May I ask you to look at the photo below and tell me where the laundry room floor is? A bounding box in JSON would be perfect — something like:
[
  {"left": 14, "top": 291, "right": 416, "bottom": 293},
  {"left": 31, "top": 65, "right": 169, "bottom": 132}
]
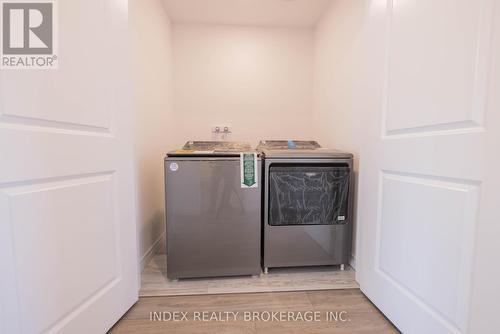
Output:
[
  {"left": 111, "top": 290, "right": 398, "bottom": 334},
  {"left": 140, "top": 255, "right": 359, "bottom": 297}
]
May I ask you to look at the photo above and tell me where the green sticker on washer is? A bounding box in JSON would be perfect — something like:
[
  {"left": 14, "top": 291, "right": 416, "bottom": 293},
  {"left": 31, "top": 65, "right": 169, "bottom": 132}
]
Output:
[{"left": 241, "top": 153, "right": 258, "bottom": 188}]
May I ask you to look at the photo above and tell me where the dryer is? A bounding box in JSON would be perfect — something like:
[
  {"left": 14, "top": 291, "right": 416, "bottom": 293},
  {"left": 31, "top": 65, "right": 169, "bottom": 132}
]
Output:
[{"left": 257, "top": 140, "right": 353, "bottom": 272}]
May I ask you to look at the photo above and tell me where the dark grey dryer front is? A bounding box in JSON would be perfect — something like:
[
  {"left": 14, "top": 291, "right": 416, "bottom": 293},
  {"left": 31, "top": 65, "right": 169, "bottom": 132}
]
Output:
[
  {"left": 165, "top": 141, "right": 261, "bottom": 279},
  {"left": 258, "top": 140, "right": 353, "bottom": 272}
]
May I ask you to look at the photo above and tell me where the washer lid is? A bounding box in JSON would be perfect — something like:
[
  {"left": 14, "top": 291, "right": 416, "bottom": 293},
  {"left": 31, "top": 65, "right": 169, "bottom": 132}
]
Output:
[{"left": 167, "top": 141, "right": 256, "bottom": 157}]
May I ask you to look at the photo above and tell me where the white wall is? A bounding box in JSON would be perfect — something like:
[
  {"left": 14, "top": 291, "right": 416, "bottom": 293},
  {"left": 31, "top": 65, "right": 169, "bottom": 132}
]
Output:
[
  {"left": 312, "top": 0, "right": 370, "bottom": 267},
  {"left": 130, "top": 0, "right": 174, "bottom": 270},
  {"left": 171, "top": 23, "right": 315, "bottom": 147}
]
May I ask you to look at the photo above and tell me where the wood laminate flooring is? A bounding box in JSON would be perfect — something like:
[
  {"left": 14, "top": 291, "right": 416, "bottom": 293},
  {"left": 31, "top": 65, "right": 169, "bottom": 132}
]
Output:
[
  {"left": 110, "top": 289, "right": 399, "bottom": 333},
  {"left": 140, "top": 255, "right": 359, "bottom": 297}
]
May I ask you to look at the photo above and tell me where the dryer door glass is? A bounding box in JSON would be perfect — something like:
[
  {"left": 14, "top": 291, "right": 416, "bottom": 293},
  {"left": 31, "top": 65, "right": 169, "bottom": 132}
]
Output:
[{"left": 268, "top": 164, "right": 350, "bottom": 226}]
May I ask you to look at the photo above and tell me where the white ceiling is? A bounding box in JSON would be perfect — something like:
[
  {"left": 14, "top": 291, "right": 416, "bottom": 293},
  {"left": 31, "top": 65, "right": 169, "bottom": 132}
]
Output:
[{"left": 161, "top": 0, "right": 333, "bottom": 28}]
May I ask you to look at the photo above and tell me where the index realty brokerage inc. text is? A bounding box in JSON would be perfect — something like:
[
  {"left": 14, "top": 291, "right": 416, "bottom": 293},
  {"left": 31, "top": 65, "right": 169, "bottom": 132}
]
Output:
[{"left": 150, "top": 310, "right": 350, "bottom": 322}]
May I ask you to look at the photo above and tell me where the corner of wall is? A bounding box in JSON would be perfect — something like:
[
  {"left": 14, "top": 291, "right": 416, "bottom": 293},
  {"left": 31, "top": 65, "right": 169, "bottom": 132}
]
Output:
[
  {"left": 139, "top": 231, "right": 166, "bottom": 272},
  {"left": 130, "top": 0, "right": 175, "bottom": 278}
]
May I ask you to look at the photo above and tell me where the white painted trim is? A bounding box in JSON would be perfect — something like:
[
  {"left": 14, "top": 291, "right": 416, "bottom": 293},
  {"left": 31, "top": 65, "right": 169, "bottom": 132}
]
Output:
[
  {"left": 139, "top": 232, "right": 166, "bottom": 272},
  {"left": 350, "top": 254, "right": 356, "bottom": 270}
]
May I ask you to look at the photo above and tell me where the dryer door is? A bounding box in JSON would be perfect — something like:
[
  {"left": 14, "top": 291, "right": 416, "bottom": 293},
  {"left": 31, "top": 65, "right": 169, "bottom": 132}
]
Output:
[{"left": 268, "top": 164, "right": 350, "bottom": 226}]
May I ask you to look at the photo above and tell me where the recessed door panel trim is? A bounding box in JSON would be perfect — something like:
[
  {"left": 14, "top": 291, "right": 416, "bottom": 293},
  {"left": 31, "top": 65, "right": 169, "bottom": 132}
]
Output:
[
  {"left": 0, "top": 171, "right": 123, "bottom": 333},
  {"left": 381, "top": 0, "right": 495, "bottom": 138},
  {"left": 373, "top": 170, "right": 480, "bottom": 333}
]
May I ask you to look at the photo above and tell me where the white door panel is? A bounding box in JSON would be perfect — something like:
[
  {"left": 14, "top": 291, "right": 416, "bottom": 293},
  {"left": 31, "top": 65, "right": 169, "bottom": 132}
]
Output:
[
  {"left": 377, "top": 172, "right": 478, "bottom": 331},
  {"left": 0, "top": 0, "right": 113, "bottom": 130},
  {"left": 358, "top": 0, "right": 499, "bottom": 333},
  {"left": 385, "top": 0, "right": 493, "bottom": 134},
  {"left": 0, "top": 0, "right": 138, "bottom": 333}
]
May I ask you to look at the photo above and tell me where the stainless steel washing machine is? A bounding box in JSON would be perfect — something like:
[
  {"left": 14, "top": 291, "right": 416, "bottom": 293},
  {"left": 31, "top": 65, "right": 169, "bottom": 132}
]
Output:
[
  {"left": 257, "top": 140, "right": 353, "bottom": 272},
  {"left": 165, "top": 141, "right": 262, "bottom": 279}
]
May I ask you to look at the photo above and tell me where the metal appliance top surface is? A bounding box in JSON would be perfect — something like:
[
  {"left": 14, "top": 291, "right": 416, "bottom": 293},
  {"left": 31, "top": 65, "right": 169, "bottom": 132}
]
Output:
[
  {"left": 257, "top": 140, "right": 352, "bottom": 159},
  {"left": 167, "top": 141, "right": 257, "bottom": 157},
  {"left": 256, "top": 140, "right": 321, "bottom": 150},
  {"left": 183, "top": 141, "right": 252, "bottom": 151}
]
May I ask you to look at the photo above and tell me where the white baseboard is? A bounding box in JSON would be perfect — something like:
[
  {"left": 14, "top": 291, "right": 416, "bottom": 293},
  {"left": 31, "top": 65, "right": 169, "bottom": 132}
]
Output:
[
  {"left": 139, "top": 232, "right": 166, "bottom": 272},
  {"left": 350, "top": 254, "right": 356, "bottom": 270}
]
